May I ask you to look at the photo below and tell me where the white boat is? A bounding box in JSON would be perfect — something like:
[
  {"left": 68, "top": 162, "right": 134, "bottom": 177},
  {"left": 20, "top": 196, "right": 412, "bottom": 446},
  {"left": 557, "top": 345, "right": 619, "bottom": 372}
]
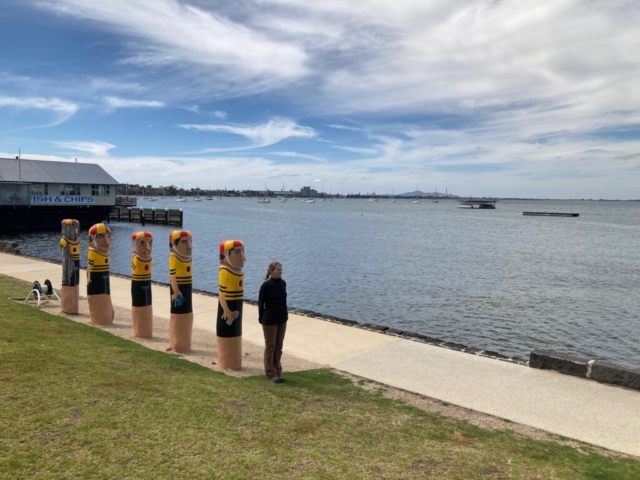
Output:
[
  {"left": 278, "top": 183, "right": 287, "bottom": 202},
  {"left": 412, "top": 199, "right": 421, "bottom": 204},
  {"left": 193, "top": 197, "right": 202, "bottom": 202},
  {"left": 176, "top": 197, "right": 187, "bottom": 202},
  {"left": 458, "top": 204, "right": 473, "bottom": 209},
  {"left": 304, "top": 199, "right": 315, "bottom": 203},
  {"left": 257, "top": 182, "right": 271, "bottom": 203},
  {"left": 432, "top": 188, "right": 439, "bottom": 203},
  {"left": 205, "top": 196, "right": 213, "bottom": 200}
]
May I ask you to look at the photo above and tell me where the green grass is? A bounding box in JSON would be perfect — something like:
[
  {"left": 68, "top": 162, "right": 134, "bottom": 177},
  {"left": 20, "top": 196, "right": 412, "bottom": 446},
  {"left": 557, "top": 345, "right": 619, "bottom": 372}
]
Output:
[{"left": 1, "top": 274, "right": 639, "bottom": 479}]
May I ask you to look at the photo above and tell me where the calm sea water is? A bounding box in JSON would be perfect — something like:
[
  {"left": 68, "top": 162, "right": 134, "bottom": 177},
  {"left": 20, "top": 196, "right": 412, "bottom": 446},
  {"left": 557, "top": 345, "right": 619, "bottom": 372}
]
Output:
[{"left": 7, "top": 197, "right": 640, "bottom": 368}]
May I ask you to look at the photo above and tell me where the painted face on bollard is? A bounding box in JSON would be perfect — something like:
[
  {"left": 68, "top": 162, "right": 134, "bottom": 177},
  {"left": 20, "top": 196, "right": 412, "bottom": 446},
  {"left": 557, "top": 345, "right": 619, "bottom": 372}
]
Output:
[
  {"left": 228, "top": 246, "right": 245, "bottom": 269},
  {"left": 94, "top": 233, "right": 111, "bottom": 255},
  {"left": 134, "top": 237, "right": 153, "bottom": 261},
  {"left": 175, "top": 236, "right": 192, "bottom": 259}
]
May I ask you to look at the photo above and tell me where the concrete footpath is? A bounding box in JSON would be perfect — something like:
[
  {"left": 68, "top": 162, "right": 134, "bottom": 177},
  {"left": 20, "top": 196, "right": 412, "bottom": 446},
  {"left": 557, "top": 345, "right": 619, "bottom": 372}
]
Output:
[{"left": 2, "top": 252, "right": 639, "bottom": 458}]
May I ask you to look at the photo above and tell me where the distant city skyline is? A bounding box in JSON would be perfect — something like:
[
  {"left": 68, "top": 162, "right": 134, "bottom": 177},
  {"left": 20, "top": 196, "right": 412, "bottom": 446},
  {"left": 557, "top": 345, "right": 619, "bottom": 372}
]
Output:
[{"left": 1, "top": 1, "right": 639, "bottom": 199}]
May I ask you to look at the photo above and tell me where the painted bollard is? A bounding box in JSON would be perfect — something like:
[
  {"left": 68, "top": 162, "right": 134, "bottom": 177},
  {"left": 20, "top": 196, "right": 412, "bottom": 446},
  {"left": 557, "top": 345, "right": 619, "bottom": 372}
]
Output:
[
  {"left": 131, "top": 231, "right": 153, "bottom": 338},
  {"left": 60, "top": 219, "right": 80, "bottom": 314},
  {"left": 217, "top": 240, "right": 245, "bottom": 369},
  {"left": 87, "top": 223, "right": 114, "bottom": 325},
  {"left": 169, "top": 230, "right": 193, "bottom": 352}
]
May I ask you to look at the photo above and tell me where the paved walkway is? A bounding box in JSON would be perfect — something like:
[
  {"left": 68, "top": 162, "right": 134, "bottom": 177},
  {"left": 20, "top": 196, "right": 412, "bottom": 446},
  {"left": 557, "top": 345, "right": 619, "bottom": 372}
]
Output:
[{"left": 1, "top": 252, "right": 639, "bottom": 457}]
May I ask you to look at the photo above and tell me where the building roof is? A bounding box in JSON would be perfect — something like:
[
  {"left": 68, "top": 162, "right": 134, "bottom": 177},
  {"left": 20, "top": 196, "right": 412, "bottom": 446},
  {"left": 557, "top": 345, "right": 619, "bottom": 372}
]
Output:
[{"left": 0, "top": 158, "right": 119, "bottom": 185}]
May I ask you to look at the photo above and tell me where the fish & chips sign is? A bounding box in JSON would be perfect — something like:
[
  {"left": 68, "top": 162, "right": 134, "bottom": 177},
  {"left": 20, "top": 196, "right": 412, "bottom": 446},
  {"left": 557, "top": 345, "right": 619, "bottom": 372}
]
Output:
[{"left": 31, "top": 195, "right": 96, "bottom": 205}]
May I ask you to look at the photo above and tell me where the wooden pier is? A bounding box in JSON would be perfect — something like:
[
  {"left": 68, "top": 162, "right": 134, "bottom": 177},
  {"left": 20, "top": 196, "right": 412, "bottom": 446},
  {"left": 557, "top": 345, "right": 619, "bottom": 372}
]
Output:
[
  {"left": 108, "top": 207, "right": 183, "bottom": 226},
  {"left": 458, "top": 199, "right": 497, "bottom": 209},
  {"left": 523, "top": 212, "right": 579, "bottom": 217}
]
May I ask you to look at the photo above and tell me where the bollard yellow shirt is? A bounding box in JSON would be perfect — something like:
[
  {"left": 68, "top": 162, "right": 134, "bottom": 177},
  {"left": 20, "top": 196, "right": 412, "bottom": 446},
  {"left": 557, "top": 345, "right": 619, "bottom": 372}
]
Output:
[
  {"left": 87, "top": 248, "right": 109, "bottom": 272},
  {"left": 219, "top": 267, "right": 243, "bottom": 301},
  {"left": 131, "top": 256, "right": 152, "bottom": 281},
  {"left": 60, "top": 238, "right": 80, "bottom": 260},
  {"left": 169, "top": 254, "right": 192, "bottom": 284}
]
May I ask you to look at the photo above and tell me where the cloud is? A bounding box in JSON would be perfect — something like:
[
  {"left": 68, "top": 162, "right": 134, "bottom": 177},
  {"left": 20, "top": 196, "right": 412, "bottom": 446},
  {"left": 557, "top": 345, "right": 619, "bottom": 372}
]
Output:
[
  {"left": 326, "top": 124, "right": 370, "bottom": 133},
  {"left": 332, "top": 145, "right": 377, "bottom": 155},
  {"left": 53, "top": 140, "right": 116, "bottom": 157},
  {"left": 213, "top": 110, "right": 227, "bottom": 119},
  {"left": 270, "top": 151, "right": 326, "bottom": 162},
  {"left": 36, "top": 0, "right": 308, "bottom": 94},
  {"left": 104, "top": 96, "right": 164, "bottom": 108},
  {"left": 179, "top": 118, "right": 316, "bottom": 148},
  {"left": 0, "top": 95, "right": 78, "bottom": 126}
]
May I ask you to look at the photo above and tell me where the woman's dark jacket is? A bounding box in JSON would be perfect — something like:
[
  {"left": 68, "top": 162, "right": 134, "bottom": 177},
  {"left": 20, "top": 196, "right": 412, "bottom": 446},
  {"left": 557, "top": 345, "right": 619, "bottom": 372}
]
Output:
[{"left": 258, "top": 278, "right": 288, "bottom": 325}]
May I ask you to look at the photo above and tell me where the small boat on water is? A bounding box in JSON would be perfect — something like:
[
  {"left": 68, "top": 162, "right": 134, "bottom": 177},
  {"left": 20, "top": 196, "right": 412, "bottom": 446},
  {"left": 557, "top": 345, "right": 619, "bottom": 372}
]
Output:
[
  {"left": 205, "top": 196, "right": 213, "bottom": 200},
  {"left": 176, "top": 197, "right": 187, "bottom": 202},
  {"left": 412, "top": 199, "right": 421, "bottom": 204},
  {"left": 523, "top": 212, "right": 579, "bottom": 217},
  {"left": 257, "top": 182, "right": 271, "bottom": 203}
]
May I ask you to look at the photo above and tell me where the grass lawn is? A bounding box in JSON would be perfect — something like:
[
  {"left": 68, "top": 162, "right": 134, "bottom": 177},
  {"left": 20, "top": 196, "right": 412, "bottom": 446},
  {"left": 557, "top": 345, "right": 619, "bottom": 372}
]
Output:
[{"left": 1, "top": 274, "right": 639, "bottom": 479}]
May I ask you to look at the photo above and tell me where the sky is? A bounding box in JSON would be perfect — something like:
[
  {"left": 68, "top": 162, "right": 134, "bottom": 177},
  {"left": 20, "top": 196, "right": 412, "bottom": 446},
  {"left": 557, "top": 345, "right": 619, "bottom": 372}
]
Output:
[{"left": 1, "top": 0, "right": 639, "bottom": 199}]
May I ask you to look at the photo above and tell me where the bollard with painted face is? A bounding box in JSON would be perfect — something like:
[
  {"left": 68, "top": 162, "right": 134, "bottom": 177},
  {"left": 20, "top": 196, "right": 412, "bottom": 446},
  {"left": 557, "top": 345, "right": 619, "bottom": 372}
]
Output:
[
  {"left": 168, "top": 230, "right": 193, "bottom": 352},
  {"left": 216, "top": 239, "right": 245, "bottom": 369},
  {"left": 87, "top": 223, "right": 114, "bottom": 325},
  {"left": 131, "top": 231, "right": 153, "bottom": 337},
  {"left": 60, "top": 219, "right": 80, "bottom": 314}
]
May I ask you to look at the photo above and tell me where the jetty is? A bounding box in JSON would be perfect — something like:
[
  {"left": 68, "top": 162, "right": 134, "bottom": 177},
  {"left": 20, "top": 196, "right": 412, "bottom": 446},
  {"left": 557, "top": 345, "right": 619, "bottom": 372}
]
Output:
[
  {"left": 108, "top": 207, "right": 183, "bottom": 226},
  {"left": 458, "top": 199, "right": 497, "bottom": 209},
  {"left": 523, "top": 212, "right": 579, "bottom": 217}
]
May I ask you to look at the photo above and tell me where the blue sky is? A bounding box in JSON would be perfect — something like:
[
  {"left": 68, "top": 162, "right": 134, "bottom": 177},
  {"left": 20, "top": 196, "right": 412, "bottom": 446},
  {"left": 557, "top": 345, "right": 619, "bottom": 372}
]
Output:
[{"left": 1, "top": 0, "right": 639, "bottom": 198}]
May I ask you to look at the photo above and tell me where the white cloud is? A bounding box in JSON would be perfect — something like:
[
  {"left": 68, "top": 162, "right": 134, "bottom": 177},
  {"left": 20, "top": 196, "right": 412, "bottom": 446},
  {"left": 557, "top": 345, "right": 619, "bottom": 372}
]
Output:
[
  {"left": 53, "top": 140, "right": 116, "bottom": 157},
  {"left": 270, "top": 151, "right": 326, "bottom": 162},
  {"left": 179, "top": 118, "right": 316, "bottom": 148},
  {"left": 104, "top": 96, "right": 164, "bottom": 108},
  {"left": 36, "top": 0, "right": 308, "bottom": 91},
  {"left": 0, "top": 95, "right": 78, "bottom": 126},
  {"left": 333, "top": 145, "right": 377, "bottom": 155},
  {"left": 213, "top": 110, "right": 227, "bottom": 119}
]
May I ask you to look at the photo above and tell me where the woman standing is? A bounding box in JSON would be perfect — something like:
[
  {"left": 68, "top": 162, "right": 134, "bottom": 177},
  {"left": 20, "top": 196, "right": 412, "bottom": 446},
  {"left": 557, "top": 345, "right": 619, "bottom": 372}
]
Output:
[{"left": 258, "top": 262, "right": 288, "bottom": 383}]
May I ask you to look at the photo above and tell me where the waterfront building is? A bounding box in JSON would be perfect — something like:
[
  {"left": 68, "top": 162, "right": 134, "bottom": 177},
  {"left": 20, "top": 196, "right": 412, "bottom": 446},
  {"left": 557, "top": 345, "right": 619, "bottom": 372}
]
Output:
[{"left": 0, "top": 157, "right": 119, "bottom": 232}]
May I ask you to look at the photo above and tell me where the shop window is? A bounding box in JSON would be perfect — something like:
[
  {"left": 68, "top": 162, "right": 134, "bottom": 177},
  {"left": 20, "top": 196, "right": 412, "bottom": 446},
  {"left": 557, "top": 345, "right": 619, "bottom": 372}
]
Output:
[
  {"left": 91, "top": 185, "right": 111, "bottom": 196},
  {"left": 60, "top": 184, "right": 80, "bottom": 195}
]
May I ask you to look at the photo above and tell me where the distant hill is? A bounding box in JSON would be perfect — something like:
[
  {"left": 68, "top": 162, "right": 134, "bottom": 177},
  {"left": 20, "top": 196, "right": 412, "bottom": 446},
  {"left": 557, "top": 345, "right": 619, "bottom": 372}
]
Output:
[{"left": 399, "top": 190, "right": 458, "bottom": 198}]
